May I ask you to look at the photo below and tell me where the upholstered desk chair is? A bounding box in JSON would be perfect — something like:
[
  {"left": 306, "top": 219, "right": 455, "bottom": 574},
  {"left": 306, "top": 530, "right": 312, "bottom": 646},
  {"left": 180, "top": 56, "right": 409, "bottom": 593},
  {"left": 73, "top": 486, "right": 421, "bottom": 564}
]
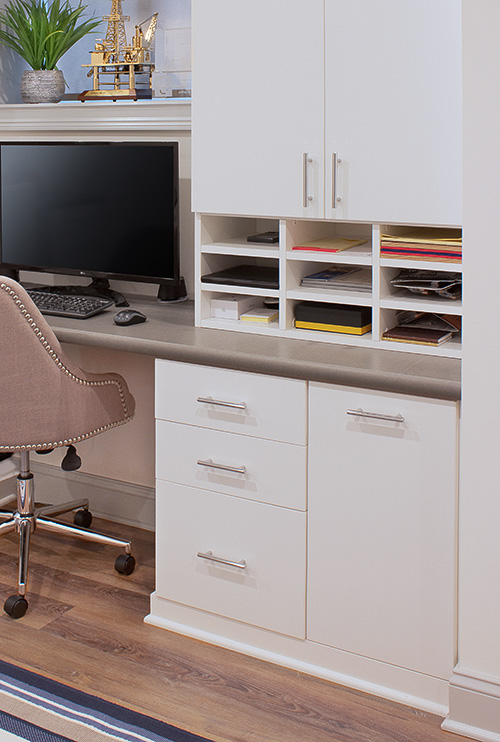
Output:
[{"left": 0, "top": 276, "right": 137, "bottom": 619}]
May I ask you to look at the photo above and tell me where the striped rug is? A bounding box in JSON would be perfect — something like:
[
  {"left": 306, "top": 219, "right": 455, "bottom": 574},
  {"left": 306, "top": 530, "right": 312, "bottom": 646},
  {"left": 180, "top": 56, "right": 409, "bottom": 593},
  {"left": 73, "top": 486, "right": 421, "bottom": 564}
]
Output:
[{"left": 0, "top": 659, "right": 213, "bottom": 742}]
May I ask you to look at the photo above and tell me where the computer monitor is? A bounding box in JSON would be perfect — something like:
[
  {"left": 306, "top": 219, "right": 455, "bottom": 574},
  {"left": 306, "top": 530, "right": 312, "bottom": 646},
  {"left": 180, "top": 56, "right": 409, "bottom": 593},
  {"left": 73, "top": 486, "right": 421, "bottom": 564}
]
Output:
[{"left": 0, "top": 141, "right": 185, "bottom": 305}]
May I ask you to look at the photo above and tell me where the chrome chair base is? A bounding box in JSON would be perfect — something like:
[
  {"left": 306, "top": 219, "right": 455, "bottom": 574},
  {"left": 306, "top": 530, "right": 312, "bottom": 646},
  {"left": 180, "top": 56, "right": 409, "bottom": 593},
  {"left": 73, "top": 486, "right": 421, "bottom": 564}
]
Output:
[{"left": 0, "top": 451, "right": 135, "bottom": 618}]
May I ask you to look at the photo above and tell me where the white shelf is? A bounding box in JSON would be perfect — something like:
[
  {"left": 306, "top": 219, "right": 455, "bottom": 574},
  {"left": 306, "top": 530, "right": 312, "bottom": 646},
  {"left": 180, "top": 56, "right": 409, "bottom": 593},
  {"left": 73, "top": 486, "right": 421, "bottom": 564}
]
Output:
[
  {"left": 287, "top": 288, "right": 372, "bottom": 306},
  {"left": 200, "top": 282, "right": 279, "bottom": 298},
  {"left": 379, "top": 333, "right": 462, "bottom": 358},
  {"left": 380, "top": 292, "right": 462, "bottom": 315},
  {"left": 201, "top": 317, "right": 279, "bottom": 334},
  {"left": 380, "top": 257, "right": 462, "bottom": 272},
  {"left": 201, "top": 239, "right": 279, "bottom": 258},
  {"left": 288, "top": 244, "right": 372, "bottom": 265},
  {"left": 286, "top": 327, "right": 373, "bottom": 347},
  {"left": 0, "top": 100, "right": 191, "bottom": 134}
]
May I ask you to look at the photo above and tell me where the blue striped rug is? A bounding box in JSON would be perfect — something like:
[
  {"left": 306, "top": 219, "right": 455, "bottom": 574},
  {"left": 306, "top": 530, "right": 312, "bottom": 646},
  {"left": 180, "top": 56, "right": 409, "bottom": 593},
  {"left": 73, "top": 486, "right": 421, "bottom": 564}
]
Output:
[{"left": 0, "top": 659, "right": 213, "bottom": 742}]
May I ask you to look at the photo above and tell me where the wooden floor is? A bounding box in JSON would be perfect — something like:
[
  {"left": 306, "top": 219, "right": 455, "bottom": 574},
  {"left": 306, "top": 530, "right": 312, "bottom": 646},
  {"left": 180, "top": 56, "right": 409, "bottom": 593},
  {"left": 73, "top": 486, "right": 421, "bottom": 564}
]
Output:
[{"left": 0, "top": 511, "right": 465, "bottom": 742}]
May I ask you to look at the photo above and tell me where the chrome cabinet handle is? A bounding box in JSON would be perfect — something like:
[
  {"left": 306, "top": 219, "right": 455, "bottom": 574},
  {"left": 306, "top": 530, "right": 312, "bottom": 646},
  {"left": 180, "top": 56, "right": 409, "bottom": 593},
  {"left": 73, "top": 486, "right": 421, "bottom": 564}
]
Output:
[
  {"left": 197, "top": 550, "right": 246, "bottom": 569},
  {"left": 303, "top": 152, "right": 313, "bottom": 207},
  {"left": 346, "top": 408, "right": 405, "bottom": 423},
  {"left": 197, "top": 396, "right": 247, "bottom": 411},
  {"left": 332, "top": 152, "right": 342, "bottom": 208},
  {"left": 197, "top": 458, "right": 246, "bottom": 475}
]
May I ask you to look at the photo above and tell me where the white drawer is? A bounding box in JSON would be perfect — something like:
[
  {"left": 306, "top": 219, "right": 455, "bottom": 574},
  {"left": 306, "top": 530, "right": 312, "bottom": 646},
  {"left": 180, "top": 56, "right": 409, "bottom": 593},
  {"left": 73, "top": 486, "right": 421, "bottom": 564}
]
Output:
[
  {"left": 156, "top": 420, "right": 306, "bottom": 510},
  {"left": 156, "top": 481, "right": 306, "bottom": 638},
  {"left": 155, "top": 359, "right": 307, "bottom": 444}
]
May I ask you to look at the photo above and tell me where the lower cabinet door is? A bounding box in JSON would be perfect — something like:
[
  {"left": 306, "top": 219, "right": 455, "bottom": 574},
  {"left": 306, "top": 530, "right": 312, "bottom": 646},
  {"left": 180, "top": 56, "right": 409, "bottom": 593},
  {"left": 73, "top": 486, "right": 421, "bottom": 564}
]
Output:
[
  {"left": 156, "top": 480, "right": 306, "bottom": 638},
  {"left": 307, "top": 383, "right": 458, "bottom": 679}
]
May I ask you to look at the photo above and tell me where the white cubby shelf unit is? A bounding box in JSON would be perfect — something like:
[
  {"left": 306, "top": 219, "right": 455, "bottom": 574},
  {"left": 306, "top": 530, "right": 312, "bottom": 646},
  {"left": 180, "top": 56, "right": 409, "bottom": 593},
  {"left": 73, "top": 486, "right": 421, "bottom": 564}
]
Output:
[{"left": 195, "top": 214, "right": 462, "bottom": 358}]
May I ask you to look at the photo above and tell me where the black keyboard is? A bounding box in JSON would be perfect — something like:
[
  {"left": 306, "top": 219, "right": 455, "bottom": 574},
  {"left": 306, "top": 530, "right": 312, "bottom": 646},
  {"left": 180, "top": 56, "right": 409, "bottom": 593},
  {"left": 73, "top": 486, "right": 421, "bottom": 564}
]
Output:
[{"left": 27, "top": 290, "right": 114, "bottom": 319}]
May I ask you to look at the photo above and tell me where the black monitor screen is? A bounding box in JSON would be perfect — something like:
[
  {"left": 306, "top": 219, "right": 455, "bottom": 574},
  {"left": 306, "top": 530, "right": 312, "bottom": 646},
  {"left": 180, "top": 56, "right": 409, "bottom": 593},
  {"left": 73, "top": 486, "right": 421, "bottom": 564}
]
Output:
[{"left": 0, "top": 141, "right": 180, "bottom": 286}]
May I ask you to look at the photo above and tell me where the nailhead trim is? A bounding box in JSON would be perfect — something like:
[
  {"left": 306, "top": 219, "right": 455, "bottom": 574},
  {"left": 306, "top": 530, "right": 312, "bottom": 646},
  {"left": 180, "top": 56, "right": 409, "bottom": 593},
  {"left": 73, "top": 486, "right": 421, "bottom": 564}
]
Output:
[{"left": 0, "top": 281, "right": 134, "bottom": 451}]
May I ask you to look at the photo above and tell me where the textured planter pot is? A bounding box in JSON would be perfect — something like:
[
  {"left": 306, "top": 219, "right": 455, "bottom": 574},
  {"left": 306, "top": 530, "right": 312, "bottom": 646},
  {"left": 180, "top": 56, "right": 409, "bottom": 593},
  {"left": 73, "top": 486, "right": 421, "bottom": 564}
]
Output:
[{"left": 20, "top": 70, "right": 65, "bottom": 104}]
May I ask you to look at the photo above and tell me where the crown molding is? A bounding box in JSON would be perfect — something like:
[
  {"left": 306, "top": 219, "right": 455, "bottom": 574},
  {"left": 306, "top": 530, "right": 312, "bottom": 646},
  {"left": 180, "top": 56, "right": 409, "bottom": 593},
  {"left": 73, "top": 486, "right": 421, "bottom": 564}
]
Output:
[{"left": 0, "top": 99, "right": 191, "bottom": 135}]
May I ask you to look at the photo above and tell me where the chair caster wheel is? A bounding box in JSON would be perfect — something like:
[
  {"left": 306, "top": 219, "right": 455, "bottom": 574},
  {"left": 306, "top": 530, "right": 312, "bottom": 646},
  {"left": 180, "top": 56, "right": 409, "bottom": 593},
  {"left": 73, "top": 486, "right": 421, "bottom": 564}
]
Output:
[
  {"left": 4, "top": 594, "right": 28, "bottom": 619},
  {"left": 73, "top": 509, "right": 92, "bottom": 528},
  {"left": 115, "top": 554, "right": 136, "bottom": 575}
]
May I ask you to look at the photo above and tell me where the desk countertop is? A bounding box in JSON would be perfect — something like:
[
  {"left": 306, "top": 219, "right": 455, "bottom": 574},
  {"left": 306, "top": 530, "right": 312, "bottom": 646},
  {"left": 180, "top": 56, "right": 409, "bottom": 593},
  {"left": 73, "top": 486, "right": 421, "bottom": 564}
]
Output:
[{"left": 47, "top": 295, "right": 461, "bottom": 401}]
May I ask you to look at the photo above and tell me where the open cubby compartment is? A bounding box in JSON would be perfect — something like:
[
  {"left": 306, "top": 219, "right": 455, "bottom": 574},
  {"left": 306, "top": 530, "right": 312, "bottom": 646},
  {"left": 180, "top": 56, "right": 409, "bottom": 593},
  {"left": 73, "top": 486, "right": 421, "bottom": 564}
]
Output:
[
  {"left": 379, "top": 223, "right": 462, "bottom": 271},
  {"left": 198, "top": 214, "right": 280, "bottom": 257},
  {"left": 199, "top": 253, "right": 280, "bottom": 293},
  {"left": 283, "top": 297, "right": 373, "bottom": 347},
  {"left": 378, "top": 307, "right": 462, "bottom": 359},
  {"left": 198, "top": 290, "right": 280, "bottom": 334},
  {"left": 379, "top": 264, "right": 462, "bottom": 315},
  {"left": 285, "top": 258, "right": 373, "bottom": 305},
  {"left": 284, "top": 219, "right": 373, "bottom": 264}
]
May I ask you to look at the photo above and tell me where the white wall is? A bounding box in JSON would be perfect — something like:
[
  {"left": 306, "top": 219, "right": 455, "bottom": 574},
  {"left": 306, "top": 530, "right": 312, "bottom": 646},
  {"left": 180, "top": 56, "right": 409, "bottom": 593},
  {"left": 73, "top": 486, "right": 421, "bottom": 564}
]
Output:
[
  {"left": 46, "top": 344, "right": 156, "bottom": 488},
  {"left": 0, "top": 0, "right": 191, "bottom": 102},
  {"left": 442, "top": 1, "right": 500, "bottom": 738},
  {"left": 17, "top": 126, "right": 194, "bottom": 298},
  {"left": 459, "top": 0, "right": 500, "bottom": 677}
]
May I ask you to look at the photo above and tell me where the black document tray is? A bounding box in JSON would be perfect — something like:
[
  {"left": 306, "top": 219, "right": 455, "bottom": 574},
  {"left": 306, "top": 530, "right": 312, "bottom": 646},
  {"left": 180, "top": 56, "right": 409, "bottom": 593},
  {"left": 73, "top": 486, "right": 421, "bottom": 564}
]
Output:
[{"left": 201, "top": 264, "right": 279, "bottom": 290}]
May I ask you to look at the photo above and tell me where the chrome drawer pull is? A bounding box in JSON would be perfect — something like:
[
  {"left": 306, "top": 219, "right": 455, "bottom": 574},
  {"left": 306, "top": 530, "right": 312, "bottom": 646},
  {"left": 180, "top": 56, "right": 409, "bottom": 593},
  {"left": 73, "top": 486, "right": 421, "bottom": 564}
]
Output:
[
  {"left": 197, "top": 550, "right": 246, "bottom": 569},
  {"left": 197, "top": 458, "right": 246, "bottom": 475},
  {"left": 346, "top": 408, "right": 405, "bottom": 423},
  {"left": 197, "top": 396, "right": 247, "bottom": 411}
]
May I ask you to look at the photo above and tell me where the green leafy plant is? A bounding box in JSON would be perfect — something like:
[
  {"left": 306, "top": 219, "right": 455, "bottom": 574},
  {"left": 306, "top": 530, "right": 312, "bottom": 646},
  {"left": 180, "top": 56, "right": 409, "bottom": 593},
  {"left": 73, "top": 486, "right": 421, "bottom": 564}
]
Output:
[{"left": 0, "top": 0, "right": 101, "bottom": 70}]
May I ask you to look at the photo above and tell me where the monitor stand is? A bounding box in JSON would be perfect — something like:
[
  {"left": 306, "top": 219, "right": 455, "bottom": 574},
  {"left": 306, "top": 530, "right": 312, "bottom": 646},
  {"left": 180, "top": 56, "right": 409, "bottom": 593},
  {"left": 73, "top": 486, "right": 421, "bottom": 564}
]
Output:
[
  {"left": 1, "top": 268, "right": 20, "bottom": 281},
  {"left": 157, "top": 277, "right": 187, "bottom": 303},
  {"left": 34, "top": 278, "right": 129, "bottom": 307}
]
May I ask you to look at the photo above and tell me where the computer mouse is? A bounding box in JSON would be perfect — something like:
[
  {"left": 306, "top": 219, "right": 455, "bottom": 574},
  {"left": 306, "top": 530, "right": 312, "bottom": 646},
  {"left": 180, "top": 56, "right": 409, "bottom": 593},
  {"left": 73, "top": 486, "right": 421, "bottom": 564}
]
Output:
[{"left": 113, "top": 310, "right": 147, "bottom": 326}]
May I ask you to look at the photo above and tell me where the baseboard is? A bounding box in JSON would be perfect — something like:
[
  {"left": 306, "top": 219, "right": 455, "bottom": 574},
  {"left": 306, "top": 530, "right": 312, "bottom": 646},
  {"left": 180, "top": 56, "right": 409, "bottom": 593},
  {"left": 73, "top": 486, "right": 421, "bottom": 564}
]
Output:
[
  {"left": 442, "top": 666, "right": 500, "bottom": 741},
  {"left": 147, "top": 592, "right": 450, "bottom": 716},
  {"left": 0, "top": 457, "right": 17, "bottom": 482},
  {"left": 29, "top": 459, "right": 155, "bottom": 531}
]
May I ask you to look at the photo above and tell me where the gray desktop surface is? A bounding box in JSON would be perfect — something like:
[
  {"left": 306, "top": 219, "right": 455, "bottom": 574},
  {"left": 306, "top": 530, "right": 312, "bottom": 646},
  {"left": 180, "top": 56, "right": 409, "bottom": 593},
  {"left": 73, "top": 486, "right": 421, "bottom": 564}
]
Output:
[{"left": 46, "top": 295, "right": 461, "bottom": 401}]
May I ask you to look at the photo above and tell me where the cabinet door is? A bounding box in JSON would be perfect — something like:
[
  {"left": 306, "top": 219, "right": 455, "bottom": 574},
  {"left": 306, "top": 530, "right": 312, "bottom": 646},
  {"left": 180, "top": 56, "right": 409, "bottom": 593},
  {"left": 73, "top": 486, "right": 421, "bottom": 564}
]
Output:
[
  {"left": 191, "top": 0, "right": 324, "bottom": 218},
  {"left": 307, "top": 383, "right": 457, "bottom": 679},
  {"left": 325, "top": 0, "right": 462, "bottom": 225}
]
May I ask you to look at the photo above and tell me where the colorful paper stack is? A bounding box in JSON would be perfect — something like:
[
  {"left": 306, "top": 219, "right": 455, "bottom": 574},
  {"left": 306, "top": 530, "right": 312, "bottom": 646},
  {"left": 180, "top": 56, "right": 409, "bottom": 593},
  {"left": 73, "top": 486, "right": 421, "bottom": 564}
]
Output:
[
  {"left": 291, "top": 236, "right": 368, "bottom": 253},
  {"left": 380, "top": 229, "right": 462, "bottom": 263}
]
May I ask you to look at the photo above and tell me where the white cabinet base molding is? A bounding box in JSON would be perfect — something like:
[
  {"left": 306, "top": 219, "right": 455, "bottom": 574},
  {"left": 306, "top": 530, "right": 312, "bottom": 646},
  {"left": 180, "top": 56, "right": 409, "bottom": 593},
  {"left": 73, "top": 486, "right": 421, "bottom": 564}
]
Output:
[
  {"left": 442, "top": 668, "right": 500, "bottom": 742},
  {"left": 146, "top": 594, "right": 450, "bottom": 716}
]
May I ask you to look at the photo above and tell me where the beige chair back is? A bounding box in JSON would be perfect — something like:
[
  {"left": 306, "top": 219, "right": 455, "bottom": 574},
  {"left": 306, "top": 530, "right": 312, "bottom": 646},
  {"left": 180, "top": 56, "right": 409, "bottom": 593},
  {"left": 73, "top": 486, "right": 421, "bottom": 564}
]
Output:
[{"left": 0, "top": 277, "right": 135, "bottom": 453}]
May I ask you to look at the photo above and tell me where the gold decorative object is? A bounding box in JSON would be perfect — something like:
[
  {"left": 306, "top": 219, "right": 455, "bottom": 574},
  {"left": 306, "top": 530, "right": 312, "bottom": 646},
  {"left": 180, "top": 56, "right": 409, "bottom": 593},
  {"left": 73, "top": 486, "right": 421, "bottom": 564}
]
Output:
[{"left": 79, "top": 0, "right": 158, "bottom": 101}]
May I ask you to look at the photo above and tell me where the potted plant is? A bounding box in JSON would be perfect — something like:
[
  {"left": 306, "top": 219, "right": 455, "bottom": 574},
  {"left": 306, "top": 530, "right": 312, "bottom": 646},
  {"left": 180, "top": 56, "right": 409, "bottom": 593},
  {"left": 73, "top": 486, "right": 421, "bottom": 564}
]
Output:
[{"left": 0, "top": 0, "right": 101, "bottom": 103}]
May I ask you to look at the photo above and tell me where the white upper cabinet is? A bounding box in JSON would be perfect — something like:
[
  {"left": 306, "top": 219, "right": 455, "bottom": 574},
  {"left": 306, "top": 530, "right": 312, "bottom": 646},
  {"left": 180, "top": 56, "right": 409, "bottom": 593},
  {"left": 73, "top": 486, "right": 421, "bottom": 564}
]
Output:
[
  {"left": 192, "top": 0, "right": 461, "bottom": 226},
  {"left": 325, "top": 0, "right": 462, "bottom": 225},
  {"left": 191, "top": 0, "right": 325, "bottom": 218}
]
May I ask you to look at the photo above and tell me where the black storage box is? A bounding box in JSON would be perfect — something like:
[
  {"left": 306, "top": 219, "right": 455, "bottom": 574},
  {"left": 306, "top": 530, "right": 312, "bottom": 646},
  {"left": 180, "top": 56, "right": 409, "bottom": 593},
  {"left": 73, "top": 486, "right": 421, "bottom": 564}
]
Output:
[{"left": 294, "top": 301, "right": 372, "bottom": 335}]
